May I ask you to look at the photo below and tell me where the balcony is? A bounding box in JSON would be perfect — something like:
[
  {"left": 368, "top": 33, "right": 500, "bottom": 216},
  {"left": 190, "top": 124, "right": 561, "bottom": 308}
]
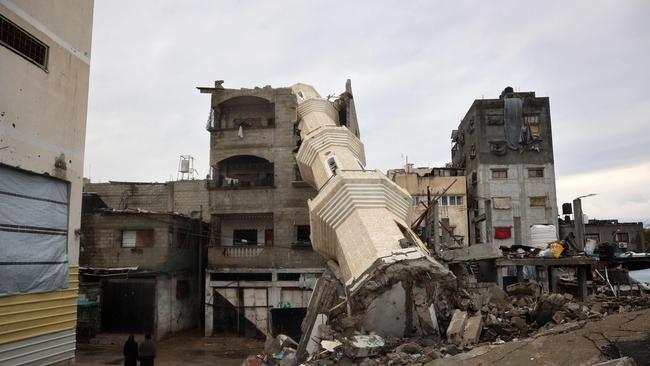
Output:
[{"left": 208, "top": 155, "right": 274, "bottom": 190}]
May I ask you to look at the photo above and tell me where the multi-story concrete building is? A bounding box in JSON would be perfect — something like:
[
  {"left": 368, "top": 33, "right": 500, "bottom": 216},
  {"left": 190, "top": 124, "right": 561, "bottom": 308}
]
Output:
[
  {"left": 0, "top": 1, "right": 93, "bottom": 364},
  {"left": 387, "top": 165, "right": 469, "bottom": 246},
  {"left": 451, "top": 87, "right": 558, "bottom": 247},
  {"left": 197, "top": 82, "right": 330, "bottom": 338}
]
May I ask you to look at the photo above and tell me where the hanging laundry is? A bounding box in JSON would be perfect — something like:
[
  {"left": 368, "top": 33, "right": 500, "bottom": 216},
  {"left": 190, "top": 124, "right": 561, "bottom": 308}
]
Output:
[{"left": 238, "top": 125, "right": 244, "bottom": 139}]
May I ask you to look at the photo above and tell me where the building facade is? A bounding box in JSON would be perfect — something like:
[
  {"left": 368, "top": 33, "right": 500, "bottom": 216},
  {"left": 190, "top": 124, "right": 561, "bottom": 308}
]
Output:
[
  {"left": 451, "top": 87, "right": 558, "bottom": 247},
  {"left": 0, "top": 1, "right": 94, "bottom": 364},
  {"left": 387, "top": 165, "right": 469, "bottom": 246},
  {"left": 198, "top": 82, "right": 326, "bottom": 338},
  {"left": 559, "top": 219, "right": 645, "bottom": 253},
  {"left": 78, "top": 205, "right": 207, "bottom": 340}
]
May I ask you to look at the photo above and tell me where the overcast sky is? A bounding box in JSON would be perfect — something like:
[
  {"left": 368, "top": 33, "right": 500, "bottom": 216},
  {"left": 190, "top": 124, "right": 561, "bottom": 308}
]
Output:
[{"left": 85, "top": 0, "right": 650, "bottom": 224}]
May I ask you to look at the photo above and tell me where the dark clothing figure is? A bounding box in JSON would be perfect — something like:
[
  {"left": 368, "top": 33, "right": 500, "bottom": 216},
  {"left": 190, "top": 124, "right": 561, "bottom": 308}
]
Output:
[
  {"left": 139, "top": 334, "right": 156, "bottom": 366},
  {"left": 123, "top": 335, "right": 138, "bottom": 366}
]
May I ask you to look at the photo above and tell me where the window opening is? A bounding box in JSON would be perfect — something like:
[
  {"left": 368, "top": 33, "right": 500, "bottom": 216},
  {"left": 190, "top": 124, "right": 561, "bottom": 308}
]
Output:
[{"left": 0, "top": 14, "right": 49, "bottom": 69}]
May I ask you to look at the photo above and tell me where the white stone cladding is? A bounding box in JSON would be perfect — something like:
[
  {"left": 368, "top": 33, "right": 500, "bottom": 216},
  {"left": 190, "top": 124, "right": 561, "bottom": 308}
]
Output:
[{"left": 293, "top": 84, "right": 450, "bottom": 288}]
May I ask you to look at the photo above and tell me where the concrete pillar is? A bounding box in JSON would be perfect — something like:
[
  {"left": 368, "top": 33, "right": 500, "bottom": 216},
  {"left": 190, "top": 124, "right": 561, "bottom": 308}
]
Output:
[
  {"left": 573, "top": 199, "right": 585, "bottom": 249},
  {"left": 204, "top": 272, "right": 213, "bottom": 337}
]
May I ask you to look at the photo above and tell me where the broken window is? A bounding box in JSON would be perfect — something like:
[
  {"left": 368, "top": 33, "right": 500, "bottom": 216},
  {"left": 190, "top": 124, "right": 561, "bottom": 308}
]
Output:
[
  {"left": 524, "top": 115, "right": 541, "bottom": 138},
  {"left": 491, "top": 169, "right": 508, "bottom": 179},
  {"left": 494, "top": 227, "right": 512, "bottom": 240},
  {"left": 469, "top": 144, "right": 476, "bottom": 159},
  {"left": 529, "top": 196, "right": 546, "bottom": 208},
  {"left": 233, "top": 229, "right": 258, "bottom": 245},
  {"left": 0, "top": 14, "right": 49, "bottom": 69},
  {"left": 493, "top": 197, "right": 512, "bottom": 210},
  {"left": 327, "top": 157, "right": 338, "bottom": 175},
  {"left": 121, "top": 229, "right": 154, "bottom": 248},
  {"left": 468, "top": 118, "right": 475, "bottom": 134},
  {"left": 615, "top": 232, "right": 630, "bottom": 242},
  {"left": 528, "top": 168, "right": 544, "bottom": 178}
]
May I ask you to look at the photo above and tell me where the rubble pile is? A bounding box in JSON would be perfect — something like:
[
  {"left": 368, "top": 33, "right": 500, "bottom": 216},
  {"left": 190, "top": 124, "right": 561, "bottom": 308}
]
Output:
[{"left": 244, "top": 278, "right": 650, "bottom": 366}]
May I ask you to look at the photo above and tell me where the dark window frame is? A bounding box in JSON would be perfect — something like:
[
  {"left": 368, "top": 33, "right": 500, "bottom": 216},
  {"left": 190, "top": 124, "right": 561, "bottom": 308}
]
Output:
[
  {"left": 528, "top": 168, "right": 544, "bottom": 178},
  {"left": 0, "top": 14, "right": 49, "bottom": 71},
  {"left": 491, "top": 169, "right": 508, "bottom": 179}
]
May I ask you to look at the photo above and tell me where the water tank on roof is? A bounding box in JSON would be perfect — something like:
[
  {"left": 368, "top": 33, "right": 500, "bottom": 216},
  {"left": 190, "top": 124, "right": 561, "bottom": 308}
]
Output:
[
  {"left": 562, "top": 202, "right": 572, "bottom": 215},
  {"left": 180, "top": 158, "right": 190, "bottom": 173}
]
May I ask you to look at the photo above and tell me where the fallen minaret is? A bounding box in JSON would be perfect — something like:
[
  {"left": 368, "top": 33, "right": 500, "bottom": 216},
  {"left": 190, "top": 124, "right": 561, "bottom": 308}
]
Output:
[{"left": 293, "top": 82, "right": 454, "bottom": 342}]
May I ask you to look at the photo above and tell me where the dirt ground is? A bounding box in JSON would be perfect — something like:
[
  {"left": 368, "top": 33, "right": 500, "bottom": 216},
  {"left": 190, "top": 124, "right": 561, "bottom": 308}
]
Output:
[
  {"left": 426, "top": 308, "right": 650, "bottom": 366},
  {"left": 75, "top": 331, "right": 264, "bottom": 366}
]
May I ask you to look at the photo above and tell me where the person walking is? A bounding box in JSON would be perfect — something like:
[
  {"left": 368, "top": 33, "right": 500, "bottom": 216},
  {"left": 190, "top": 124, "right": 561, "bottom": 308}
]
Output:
[
  {"left": 138, "top": 333, "right": 157, "bottom": 366},
  {"left": 122, "top": 335, "right": 138, "bottom": 366}
]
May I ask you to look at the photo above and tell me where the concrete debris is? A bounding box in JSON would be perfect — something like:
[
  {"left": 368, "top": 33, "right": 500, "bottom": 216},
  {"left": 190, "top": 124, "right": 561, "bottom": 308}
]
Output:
[
  {"left": 343, "top": 335, "right": 385, "bottom": 358},
  {"left": 446, "top": 310, "right": 468, "bottom": 345},
  {"left": 320, "top": 340, "right": 342, "bottom": 352},
  {"left": 461, "top": 315, "right": 483, "bottom": 345}
]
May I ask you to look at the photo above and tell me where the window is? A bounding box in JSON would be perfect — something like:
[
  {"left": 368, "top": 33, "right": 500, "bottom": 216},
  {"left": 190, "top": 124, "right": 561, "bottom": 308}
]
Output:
[
  {"left": 327, "top": 157, "right": 338, "bottom": 175},
  {"left": 615, "top": 232, "right": 630, "bottom": 242},
  {"left": 233, "top": 229, "right": 257, "bottom": 245},
  {"left": 528, "top": 168, "right": 544, "bottom": 178},
  {"left": 439, "top": 196, "right": 463, "bottom": 206},
  {"left": 525, "top": 115, "right": 541, "bottom": 138},
  {"left": 492, "top": 169, "right": 508, "bottom": 179},
  {"left": 493, "top": 197, "right": 512, "bottom": 210},
  {"left": 530, "top": 197, "right": 546, "bottom": 208},
  {"left": 296, "top": 225, "right": 310, "bottom": 242},
  {"left": 469, "top": 144, "right": 476, "bottom": 159},
  {"left": 0, "top": 14, "right": 49, "bottom": 69},
  {"left": 121, "top": 229, "right": 154, "bottom": 248},
  {"left": 278, "top": 273, "right": 301, "bottom": 281}
]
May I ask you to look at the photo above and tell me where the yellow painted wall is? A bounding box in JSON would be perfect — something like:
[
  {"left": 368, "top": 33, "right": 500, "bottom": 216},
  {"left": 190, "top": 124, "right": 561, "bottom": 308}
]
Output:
[{"left": 0, "top": 267, "right": 78, "bottom": 345}]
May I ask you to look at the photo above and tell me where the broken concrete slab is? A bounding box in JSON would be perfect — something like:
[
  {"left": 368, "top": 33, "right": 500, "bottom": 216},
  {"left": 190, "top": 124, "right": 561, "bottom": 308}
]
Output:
[
  {"left": 343, "top": 335, "right": 385, "bottom": 358},
  {"left": 321, "top": 339, "right": 342, "bottom": 352},
  {"left": 446, "top": 310, "right": 468, "bottom": 345},
  {"left": 439, "top": 244, "right": 503, "bottom": 262},
  {"left": 462, "top": 315, "right": 483, "bottom": 345}
]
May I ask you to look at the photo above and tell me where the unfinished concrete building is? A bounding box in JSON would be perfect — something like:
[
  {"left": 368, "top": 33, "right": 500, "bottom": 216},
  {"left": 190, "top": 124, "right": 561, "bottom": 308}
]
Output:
[
  {"left": 451, "top": 87, "right": 559, "bottom": 247},
  {"left": 197, "top": 82, "right": 326, "bottom": 339},
  {"left": 387, "top": 165, "right": 469, "bottom": 247},
  {"left": 0, "top": 1, "right": 93, "bottom": 364}
]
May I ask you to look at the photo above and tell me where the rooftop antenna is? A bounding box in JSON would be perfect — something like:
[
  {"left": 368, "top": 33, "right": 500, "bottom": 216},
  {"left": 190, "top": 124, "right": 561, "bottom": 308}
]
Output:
[{"left": 177, "top": 155, "right": 199, "bottom": 181}]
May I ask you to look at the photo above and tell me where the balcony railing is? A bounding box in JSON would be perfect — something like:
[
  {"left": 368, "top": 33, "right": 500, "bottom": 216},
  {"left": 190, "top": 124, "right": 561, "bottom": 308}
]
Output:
[
  {"left": 206, "top": 176, "right": 274, "bottom": 190},
  {"left": 215, "top": 246, "right": 265, "bottom": 257}
]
